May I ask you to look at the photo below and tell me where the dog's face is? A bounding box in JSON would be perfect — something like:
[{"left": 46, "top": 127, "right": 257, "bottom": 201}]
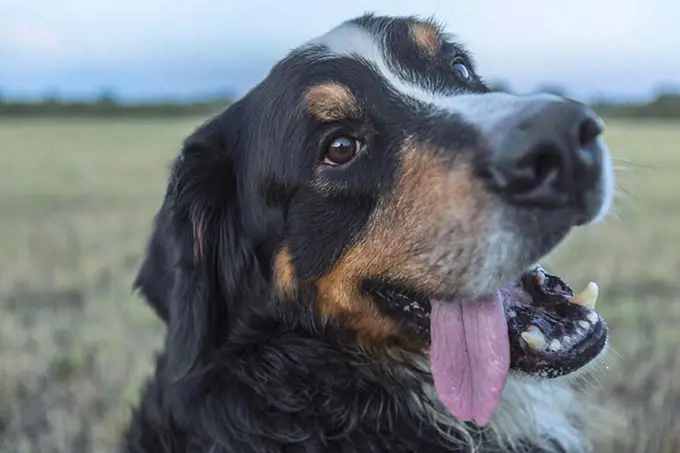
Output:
[
  {"left": 135, "top": 14, "right": 614, "bottom": 428},
  {"left": 274, "top": 15, "right": 612, "bottom": 345}
]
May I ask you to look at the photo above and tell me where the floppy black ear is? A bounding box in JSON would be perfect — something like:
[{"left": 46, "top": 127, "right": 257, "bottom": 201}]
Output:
[
  {"left": 134, "top": 107, "right": 269, "bottom": 380},
  {"left": 133, "top": 205, "right": 174, "bottom": 323}
]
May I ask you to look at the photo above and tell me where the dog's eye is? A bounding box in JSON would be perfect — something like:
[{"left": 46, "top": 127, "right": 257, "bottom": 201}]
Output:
[
  {"left": 324, "top": 136, "right": 360, "bottom": 166},
  {"left": 452, "top": 60, "right": 470, "bottom": 81}
]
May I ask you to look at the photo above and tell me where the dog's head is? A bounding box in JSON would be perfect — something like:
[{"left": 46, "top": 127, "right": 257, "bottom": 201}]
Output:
[{"left": 135, "top": 14, "right": 614, "bottom": 428}]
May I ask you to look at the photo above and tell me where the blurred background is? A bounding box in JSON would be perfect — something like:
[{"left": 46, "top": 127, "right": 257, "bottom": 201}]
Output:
[{"left": 0, "top": 1, "right": 678, "bottom": 452}]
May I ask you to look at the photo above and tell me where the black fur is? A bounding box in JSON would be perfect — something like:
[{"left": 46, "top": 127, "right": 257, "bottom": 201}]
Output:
[{"left": 123, "top": 13, "right": 594, "bottom": 453}]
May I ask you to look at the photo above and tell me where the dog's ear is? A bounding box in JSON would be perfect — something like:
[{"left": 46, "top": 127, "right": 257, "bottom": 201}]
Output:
[
  {"left": 134, "top": 106, "right": 268, "bottom": 380},
  {"left": 133, "top": 205, "right": 174, "bottom": 323}
]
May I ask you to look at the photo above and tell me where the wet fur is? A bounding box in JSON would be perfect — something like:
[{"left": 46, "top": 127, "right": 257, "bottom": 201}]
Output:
[{"left": 122, "top": 13, "right": 605, "bottom": 453}]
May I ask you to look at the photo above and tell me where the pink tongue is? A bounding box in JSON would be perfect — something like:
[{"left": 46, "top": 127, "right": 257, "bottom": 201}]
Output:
[{"left": 430, "top": 293, "right": 510, "bottom": 426}]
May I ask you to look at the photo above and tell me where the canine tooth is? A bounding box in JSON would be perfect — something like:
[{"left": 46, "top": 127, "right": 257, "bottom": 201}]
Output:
[
  {"left": 569, "top": 282, "right": 599, "bottom": 309},
  {"left": 521, "top": 326, "right": 546, "bottom": 350},
  {"left": 535, "top": 272, "right": 546, "bottom": 285}
]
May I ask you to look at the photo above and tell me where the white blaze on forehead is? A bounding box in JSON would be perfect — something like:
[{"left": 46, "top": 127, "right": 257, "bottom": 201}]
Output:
[
  {"left": 305, "top": 22, "right": 444, "bottom": 104},
  {"left": 305, "top": 23, "right": 559, "bottom": 138}
]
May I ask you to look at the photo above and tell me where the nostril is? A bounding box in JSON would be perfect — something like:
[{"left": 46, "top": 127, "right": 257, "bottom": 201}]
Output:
[
  {"left": 530, "top": 145, "right": 563, "bottom": 186},
  {"left": 577, "top": 117, "right": 602, "bottom": 148},
  {"left": 499, "top": 143, "right": 565, "bottom": 200}
]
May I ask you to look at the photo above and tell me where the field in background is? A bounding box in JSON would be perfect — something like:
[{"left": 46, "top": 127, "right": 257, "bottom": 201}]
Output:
[{"left": 0, "top": 118, "right": 678, "bottom": 452}]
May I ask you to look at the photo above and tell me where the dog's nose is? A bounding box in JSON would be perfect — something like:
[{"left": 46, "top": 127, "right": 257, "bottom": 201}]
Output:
[{"left": 483, "top": 101, "right": 604, "bottom": 207}]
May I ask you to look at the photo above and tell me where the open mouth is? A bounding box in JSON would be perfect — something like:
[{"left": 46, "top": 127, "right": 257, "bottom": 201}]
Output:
[{"left": 366, "top": 265, "right": 608, "bottom": 427}]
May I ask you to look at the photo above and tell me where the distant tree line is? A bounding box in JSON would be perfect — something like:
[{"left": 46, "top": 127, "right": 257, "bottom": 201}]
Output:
[
  {"left": 592, "top": 93, "right": 680, "bottom": 119},
  {"left": 0, "top": 89, "right": 231, "bottom": 118},
  {"left": 2, "top": 84, "right": 680, "bottom": 119},
  {"left": 488, "top": 81, "right": 680, "bottom": 120}
]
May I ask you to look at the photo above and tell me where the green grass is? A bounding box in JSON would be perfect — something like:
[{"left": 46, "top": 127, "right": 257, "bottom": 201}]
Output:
[{"left": 1, "top": 117, "right": 678, "bottom": 452}]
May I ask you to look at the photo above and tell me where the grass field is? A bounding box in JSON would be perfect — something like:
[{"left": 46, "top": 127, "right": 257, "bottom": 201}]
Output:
[{"left": 0, "top": 117, "right": 678, "bottom": 452}]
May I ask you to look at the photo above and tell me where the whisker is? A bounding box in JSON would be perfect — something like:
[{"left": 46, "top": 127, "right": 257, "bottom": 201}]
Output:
[
  {"left": 588, "top": 369, "right": 603, "bottom": 388},
  {"left": 593, "top": 359, "right": 608, "bottom": 375},
  {"left": 615, "top": 184, "right": 637, "bottom": 201},
  {"left": 584, "top": 371, "right": 599, "bottom": 389},
  {"left": 607, "top": 346, "right": 623, "bottom": 360},
  {"left": 611, "top": 158, "right": 658, "bottom": 170},
  {"left": 577, "top": 378, "right": 595, "bottom": 397}
]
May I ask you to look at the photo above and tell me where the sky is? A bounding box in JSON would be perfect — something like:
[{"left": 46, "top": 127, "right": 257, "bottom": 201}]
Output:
[{"left": 1, "top": 0, "right": 679, "bottom": 103}]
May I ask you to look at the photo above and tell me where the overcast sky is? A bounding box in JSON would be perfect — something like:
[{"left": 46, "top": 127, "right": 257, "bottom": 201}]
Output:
[{"left": 1, "top": 0, "right": 678, "bottom": 102}]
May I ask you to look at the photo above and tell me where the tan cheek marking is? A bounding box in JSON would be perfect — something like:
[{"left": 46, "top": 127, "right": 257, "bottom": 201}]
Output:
[
  {"left": 316, "top": 267, "right": 402, "bottom": 350},
  {"left": 274, "top": 247, "right": 296, "bottom": 298},
  {"left": 410, "top": 22, "right": 442, "bottom": 57},
  {"left": 345, "top": 312, "right": 415, "bottom": 351},
  {"left": 305, "top": 82, "right": 360, "bottom": 122},
  {"left": 315, "top": 142, "right": 486, "bottom": 347}
]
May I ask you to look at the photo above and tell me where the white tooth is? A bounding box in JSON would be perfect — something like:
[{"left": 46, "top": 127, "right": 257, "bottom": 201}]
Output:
[
  {"left": 569, "top": 282, "right": 599, "bottom": 309},
  {"left": 535, "top": 272, "right": 546, "bottom": 286},
  {"left": 521, "top": 326, "right": 547, "bottom": 350},
  {"left": 550, "top": 339, "right": 563, "bottom": 351}
]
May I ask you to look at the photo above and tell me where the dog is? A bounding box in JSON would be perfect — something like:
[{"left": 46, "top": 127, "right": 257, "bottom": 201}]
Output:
[{"left": 122, "top": 13, "right": 614, "bottom": 453}]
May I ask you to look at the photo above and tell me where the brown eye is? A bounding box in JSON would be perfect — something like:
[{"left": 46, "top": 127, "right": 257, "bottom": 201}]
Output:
[{"left": 324, "top": 136, "right": 360, "bottom": 166}]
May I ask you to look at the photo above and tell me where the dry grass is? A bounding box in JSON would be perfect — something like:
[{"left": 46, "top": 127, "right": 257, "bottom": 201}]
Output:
[{"left": 0, "top": 117, "right": 678, "bottom": 452}]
